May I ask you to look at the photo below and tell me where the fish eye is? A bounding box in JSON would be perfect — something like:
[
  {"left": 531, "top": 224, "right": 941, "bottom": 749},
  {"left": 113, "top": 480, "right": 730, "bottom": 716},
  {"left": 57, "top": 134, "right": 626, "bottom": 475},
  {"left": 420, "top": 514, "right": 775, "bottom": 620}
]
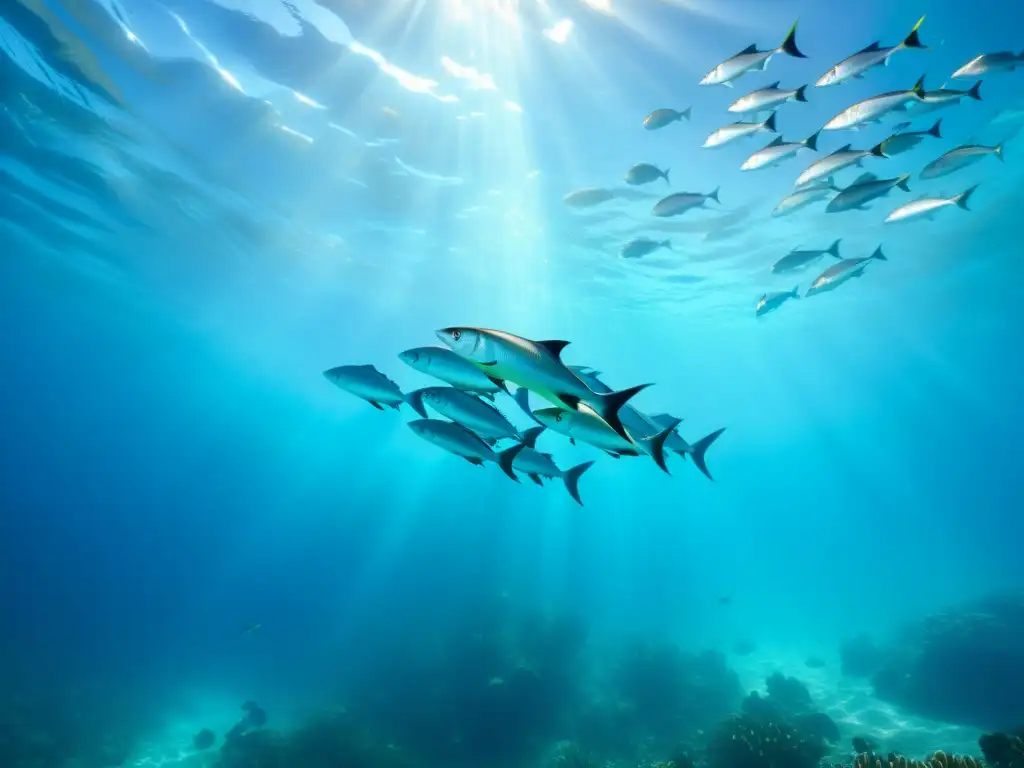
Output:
[
  {"left": 452, "top": 330, "right": 461, "bottom": 341},
  {"left": 555, "top": 412, "right": 562, "bottom": 422}
]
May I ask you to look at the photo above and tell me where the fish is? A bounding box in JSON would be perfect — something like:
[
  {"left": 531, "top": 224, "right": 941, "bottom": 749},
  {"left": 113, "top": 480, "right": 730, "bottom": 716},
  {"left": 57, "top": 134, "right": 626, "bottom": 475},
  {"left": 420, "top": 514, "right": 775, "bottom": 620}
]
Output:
[
  {"left": 563, "top": 187, "right": 615, "bottom": 208},
  {"left": 794, "top": 141, "right": 887, "bottom": 187},
  {"left": 435, "top": 327, "right": 650, "bottom": 443},
  {"left": 826, "top": 172, "right": 911, "bottom": 213},
  {"left": 756, "top": 286, "right": 800, "bottom": 317},
  {"left": 816, "top": 17, "right": 927, "bottom": 86},
  {"left": 952, "top": 51, "right": 1024, "bottom": 79},
  {"left": 507, "top": 448, "right": 594, "bottom": 506},
  {"left": 772, "top": 178, "right": 840, "bottom": 217},
  {"left": 700, "top": 20, "right": 806, "bottom": 87},
  {"left": 878, "top": 118, "right": 942, "bottom": 155},
  {"left": 703, "top": 112, "right": 778, "bottom": 149},
  {"left": 652, "top": 188, "right": 720, "bottom": 217},
  {"left": 920, "top": 144, "right": 1003, "bottom": 179},
  {"left": 805, "top": 246, "right": 887, "bottom": 297},
  {"left": 741, "top": 131, "right": 819, "bottom": 171},
  {"left": 323, "top": 364, "right": 413, "bottom": 412},
  {"left": 644, "top": 107, "right": 692, "bottom": 130},
  {"left": 771, "top": 239, "right": 843, "bottom": 273},
  {"left": 406, "top": 386, "right": 523, "bottom": 442},
  {"left": 407, "top": 418, "right": 525, "bottom": 481},
  {"left": 398, "top": 346, "right": 502, "bottom": 400},
  {"left": 621, "top": 238, "right": 672, "bottom": 259},
  {"left": 728, "top": 82, "right": 808, "bottom": 114},
  {"left": 884, "top": 185, "right": 978, "bottom": 223},
  {"left": 904, "top": 82, "right": 982, "bottom": 116},
  {"left": 823, "top": 75, "right": 926, "bottom": 131},
  {"left": 625, "top": 163, "right": 670, "bottom": 185},
  {"left": 242, "top": 623, "right": 263, "bottom": 635}
]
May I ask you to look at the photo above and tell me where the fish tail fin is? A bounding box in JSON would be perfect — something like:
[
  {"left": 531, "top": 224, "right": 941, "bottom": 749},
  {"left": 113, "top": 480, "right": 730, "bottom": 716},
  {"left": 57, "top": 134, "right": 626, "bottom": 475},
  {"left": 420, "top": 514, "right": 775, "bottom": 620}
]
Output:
[
  {"left": 928, "top": 118, "right": 943, "bottom": 138},
  {"left": 791, "top": 284, "right": 801, "bottom": 298},
  {"left": 513, "top": 386, "right": 544, "bottom": 426},
  {"left": 707, "top": 186, "right": 721, "bottom": 204},
  {"left": 896, "top": 174, "right": 912, "bottom": 192},
  {"left": 680, "top": 106, "right": 692, "bottom": 121},
  {"left": 969, "top": 81, "right": 982, "bottom": 100},
  {"left": 497, "top": 443, "right": 525, "bottom": 482},
  {"left": 643, "top": 417, "right": 683, "bottom": 475},
  {"left": 520, "top": 425, "right": 545, "bottom": 448},
  {"left": 911, "top": 74, "right": 927, "bottom": 98},
  {"left": 804, "top": 129, "right": 820, "bottom": 151},
  {"left": 663, "top": 239, "right": 674, "bottom": 251},
  {"left": 405, "top": 388, "right": 429, "bottom": 418},
  {"left": 871, "top": 245, "right": 888, "bottom": 261},
  {"left": 794, "top": 84, "right": 809, "bottom": 102},
  {"left": 563, "top": 461, "right": 595, "bottom": 506},
  {"left": 869, "top": 140, "right": 887, "bottom": 157},
  {"left": 828, "top": 238, "right": 842, "bottom": 258},
  {"left": 903, "top": 16, "right": 927, "bottom": 49},
  {"left": 825, "top": 175, "right": 840, "bottom": 191},
  {"left": 593, "top": 384, "right": 652, "bottom": 442},
  {"left": 955, "top": 184, "right": 979, "bottom": 210},
  {"left": 689, "top": 427, "right": 726, "bottom": 481},
  {"left": 663, "top": 167, "right": 671, "bottom": 185},
  {"left": 764, "top": 111, "right": 778, "bottom": 132},
  {"left": 995, "top": 142, "right": 1005, "bottom": 161},
  {"left": 779, "top": 19, "right": 806, "bottom": 58}
]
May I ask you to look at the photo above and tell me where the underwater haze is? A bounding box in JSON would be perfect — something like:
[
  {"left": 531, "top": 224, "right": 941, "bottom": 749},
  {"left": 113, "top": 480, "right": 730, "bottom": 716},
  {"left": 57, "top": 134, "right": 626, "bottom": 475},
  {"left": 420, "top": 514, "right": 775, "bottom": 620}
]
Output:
[{"left": 1, "top": 0, "right": 1023, "bottom": 767}]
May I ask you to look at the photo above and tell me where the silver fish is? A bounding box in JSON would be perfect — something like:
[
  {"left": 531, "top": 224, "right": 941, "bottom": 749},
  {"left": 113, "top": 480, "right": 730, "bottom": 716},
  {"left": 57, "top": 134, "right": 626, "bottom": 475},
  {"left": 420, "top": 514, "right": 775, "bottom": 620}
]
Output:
[
  {"left": 323, "top": 364, "right": 410, "bottom": 411},
  {"left": 625, "top": 163, "right": 670, "bottom": 185},
  {"left": 806, "top": 246, "right": 888, "bottom": 297},
  {"left": 823, "top": 76, "right": 926, "bottom": 131},
  {"left": 398, "top": 346, "right": 501, "bottom": 399},
  {"left": 435, "top": 327, "right": 649, "bottom": 443},
  {"left": 756, "top": 286, "right": 800, "bottom": 317},
  {"left": 953, "top": 51, "right": 1024, "bottom": 79},
  {"left": 621, "top": 237, "right": 672, "bottom": 259},
  {"left": 644, "top": 107, "right": 692, "bottom": 130},
  {"left": 795, "top": 141, "right": 887, "bottom": 187},
  {"left": 826, "top": 172, "right": 911, "bottom": 213},
  {"left": 563, "top": 188, "right": 615, "bottom": 208},
  {"left": 772, "top": 178, "right": 840, "bottom": 217},
  {"left": 407, "top": 386, "right": 521, "bottom": 441},
  {"left": 878, "top": 118, "right": 943, "bottom": 155},
  {"left": 507, "top": 447, "right": 594, "bottom": 506},
  {"left": 920, "top": 144, "right": 1003, "bottom": 179},
  {"left": 741, "top": 131, "right": 819, "bottom": 171},
  {"left": 817, "top": 17, "right": 927, "bottom": 86},
  {"left": 904, "top": 82, "right": 983, "bottom": 118},
  {"left": 771, "top": 239, "right": 843, "bottom": 273},
  {"left": 407, "top": 418, "right": 523, "bottom": 480},
  {"left": 652, "top": 188, "right": 720, "bottom": 217},
  {"left": 703, "top": 112, "right": 778, "bottom": 149},
  {"left": 700, "top": 20, "right": 806, "bottom": 87},
  {"left": 728, "top": 82, "right": 808, "bottom": 114},
  {"left": 884, "top": 186, "right": 978, "bottom": 223}
]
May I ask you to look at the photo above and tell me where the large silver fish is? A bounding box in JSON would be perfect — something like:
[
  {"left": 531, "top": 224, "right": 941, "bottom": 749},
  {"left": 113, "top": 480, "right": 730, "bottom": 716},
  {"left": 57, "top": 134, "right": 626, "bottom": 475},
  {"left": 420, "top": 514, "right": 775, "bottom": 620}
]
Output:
[
  {"left": 703, "top": 112, "right": 778, "bottom": 149},
  {"left": 772, "top": 178, "right": 840, "bottom": 217},
  {"left": 407, "top": 386, "right": 521, "bottom": 441},
  {"left": 728, "top": 82, "right": 808, "bottom": 114},
  {"left": 878, "top": 119, "right": 942, "bottom": 155},
  {"left": 823, "top": 76, "right": 926, "bottom": 131},
  {"left": 398, "top": 346, "right": 502, "bottom": 400},
  {"left": 806, "top": 246, "right": 887, "bottom": 297},
  {"left": 625, "top": 163, "right": 670, "bottom": 185},
  {"left": 651, "top": 188, "right": 720, "bottom": 217},
  {"left": 407, "top": 418, "right": 525, "bottom": 480},
  {"left": 435, "top": 327, "right": 649, "bottom": 443},
  {"left": 621, "top": 237, "right": 672, "bottom": 259},
  {"left": 905, "top": 82, "right": 982, "bottom": 116},
  {"left": 756, "top": 286, "right": 800, "bottom": 317},
  {"left": 953, "top": 51, "right": 1024, "bottom": 79},
  {"left": 817, "top": 17, "right": 927, "bottom": 86},
  {"left": 563, "top": 188, "right": 615, "bottom": 208},
  {"left": 794, "top": 142, "right": 887, "bottom": 188},
  {"left": 644, "top": 107, "right": 692, "bottom": 130},
  {"left": 741, "top": 132, "right": 819, "bottom": 171},
  {"left": 700, "top": 21, "right": 806, "bottom": 87},
  {"left": 920, "top": 144, "right": 1003, "bottom": 179},
  {"left": 323, "top": 365, "right": 412, "bottom": 412},
  {"left": 826, "top": 172, "right": 911, "bottom": 213},
  {"left": 771, "top": 240, "right": 842, "bottom": 273},
  {"left": 884, "top": 186, "right": 978, "bottom": 223},
  {"left": 506, "top": 447, "right": 594, "bottom": 506}
]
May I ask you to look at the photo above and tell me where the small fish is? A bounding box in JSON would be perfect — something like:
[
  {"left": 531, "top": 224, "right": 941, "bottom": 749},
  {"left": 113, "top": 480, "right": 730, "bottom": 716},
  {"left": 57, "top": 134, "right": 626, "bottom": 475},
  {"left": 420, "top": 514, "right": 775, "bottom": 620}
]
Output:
[
  {"left": 621, "top": 237, "right": 672, "bottom": 259},
  {"left": 741, "top": 131, "right": 819, "bottom": 171},
  {"left": 892, "top": 121, "right": 912, "bottom": 132},
  {"left": 407, "top": 386, "right": 521, "bottom": 441},
  {"left": 652, "top": 188, "right": 720, "bottom": 217},
  {"left": 625, "top": 163, "right": 670, "bottom": 185},
  {"left": 407, "top": 418, "right": 525, "bottom": 480},
  {"left": 823, "top": 75, "right": 926, "bottom": 131},
  {"left": 703, "top": 112, "right": 778, "bottom": 149},
  {"left": 920, "top": 144, "right": 1003, "bottom": 179},
  {"left": 700, "top": 20, "right": 806, "bottom": 87},
  {"left": 905, "top": 82, "right": 982, "bottom": 116},
  {"left": 756, "top": 286, "right": 799, "bottom": 317},
  {"left": 817, "top": 17, "right": 927, "bottom": 86},
  {"left": 728, "top": 82, "right": 808, "bottom": 114},
  {"left": 772, "top": 178, "right": 840, "bottom": 217},
  {"left": 242, "top": 623, "right": 263, "bottom": 635},
  {"left": 563, "top": 187, "right": 615, "bottom": 208},
  {"left": 435, "top": 327, "right": 650, "bottom": 443},
  {"left": 826, "top": 172, "right": 911, "bottom": 213},
  {"left": 805, "top": 656, "right": 827, "bottom": 669},
  {"left": 508, "top": 448, "right": 594, "bottom": 506},
  {"left": 398, "top": 346, "right": 502, "bottom": 400},
  {"left": 771, "top": 239, "right": 843, "bottom": 273},
  {"left": 643, "top": 107, "right": 692, "bottom": 130},
  {"left": 718, "top": 596, "right": 732, "bottom": 606},
  {"left": 323, "top": 364, "right": 411, "bottom": 412},
  {"left": 878, "top": 118, "right": 942, "bottom": 155},
  {"left": 806, "top": 246, "right": 887, "bottom": 297},
  {"left": 795, "top": 141, "right": 887, "bottom": 188},
  {"left": 952, "top": 51, "right": 1024, "bottom": 79},
  {"left": 884, "top": 185, "right": 978, "bottom": 223}
]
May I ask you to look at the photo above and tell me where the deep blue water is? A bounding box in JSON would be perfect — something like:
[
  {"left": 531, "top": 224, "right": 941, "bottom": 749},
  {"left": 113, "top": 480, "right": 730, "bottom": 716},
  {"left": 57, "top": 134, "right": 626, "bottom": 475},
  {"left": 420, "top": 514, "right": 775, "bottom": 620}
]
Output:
[{"left": 1, "top": 0, "right": 1023, "bottom": 766}]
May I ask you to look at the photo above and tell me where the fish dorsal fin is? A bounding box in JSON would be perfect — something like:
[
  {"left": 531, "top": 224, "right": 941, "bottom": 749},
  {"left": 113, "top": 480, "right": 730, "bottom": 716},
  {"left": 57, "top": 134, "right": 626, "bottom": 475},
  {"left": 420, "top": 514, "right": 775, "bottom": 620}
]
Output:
[
  {"left": 836, "top": 143, "right": 853, "bottom": 153},
  {"left": 649, "top": 413, "right": 681, "bottom": 428},
  {"left": 860, "top": 41, "right": 882, "bottom": 52},
  {"left": 739, "top": 44, "right": 759, "bottom": 55},
  {"left": 537, "top": 339, "right": 571, "bottom": 358},
  {"left": 357, "top": 364, "right": 377, "bottom": 370},
  {"left": 852, "top": 172, "right": 878, "bottom": 185},
  {"left": 767, "top": 80, "right": 781, "bottom": 89},
  {"left": 768, "top": 135, "right": 786, "bottom": 146}
]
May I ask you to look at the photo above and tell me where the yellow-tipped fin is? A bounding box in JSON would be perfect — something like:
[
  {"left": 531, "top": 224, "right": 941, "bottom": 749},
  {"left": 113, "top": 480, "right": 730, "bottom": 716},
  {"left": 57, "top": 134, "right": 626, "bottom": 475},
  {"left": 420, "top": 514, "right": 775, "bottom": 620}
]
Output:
[{"left": 903, "top": 16, "right": 927, "bottom": 49}]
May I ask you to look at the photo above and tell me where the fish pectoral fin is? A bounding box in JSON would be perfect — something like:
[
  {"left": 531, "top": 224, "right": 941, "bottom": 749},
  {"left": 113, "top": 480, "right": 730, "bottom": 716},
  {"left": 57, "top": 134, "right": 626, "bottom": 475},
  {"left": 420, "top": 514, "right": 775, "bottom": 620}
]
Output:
[
  {"left": 604, "top": 450, "right": 622, "bottom": 459},
  {"left": 369, "top": 401, "right": 385, "bottom": 410},
  {"left": 528, "top": 473, "right": 544, "bottom": 486},
  {"left": 486, "top": 375, "right": 510, "bottom": 394},
  {"left": 569, "top": 437, "right": 576, "bottom": 445},
  {"left": 479, "top": 360, "right": 499, "bottom": 367},
  {"left": 464, "top": 456, "right": 485, "bottom": 466},
  {"left": 537, "top": 339, "right": 571, "bottom": 358},
  {"left": 557, "top": 393, "right": 582, "bottom": 409}
]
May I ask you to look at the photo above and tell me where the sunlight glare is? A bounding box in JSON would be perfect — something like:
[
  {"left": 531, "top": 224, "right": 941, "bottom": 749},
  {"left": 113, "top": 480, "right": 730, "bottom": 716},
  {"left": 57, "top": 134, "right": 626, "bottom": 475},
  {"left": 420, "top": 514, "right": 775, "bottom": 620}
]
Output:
[
  {"left": 349, "top": 41, "right": 458, "bottom": 102},
  {"left": 543, "top": 18, "right": 573, "bottom": 44},
  {"left": 294, "top": 91, "right": 326, "bottom": 109},
  {"left": 581, "top": 0, "right": 613, "bottom": 13},
  {"left": 440, "top": 57, "right": 498, "bottom": 91}
]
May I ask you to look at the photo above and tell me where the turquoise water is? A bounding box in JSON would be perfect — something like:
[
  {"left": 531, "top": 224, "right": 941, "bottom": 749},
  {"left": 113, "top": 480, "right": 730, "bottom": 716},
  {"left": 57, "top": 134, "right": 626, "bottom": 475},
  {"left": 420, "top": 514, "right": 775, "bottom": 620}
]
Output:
[{"left": 1, "top": 1, "right": 1022, "bottom": 767}]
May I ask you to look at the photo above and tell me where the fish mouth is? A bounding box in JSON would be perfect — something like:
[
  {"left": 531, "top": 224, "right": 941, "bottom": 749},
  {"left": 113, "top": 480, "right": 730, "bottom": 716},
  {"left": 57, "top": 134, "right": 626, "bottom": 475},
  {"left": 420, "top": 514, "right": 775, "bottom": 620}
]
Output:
[{"left": 434, "top": 329, "right": 451, "bottom": 347}]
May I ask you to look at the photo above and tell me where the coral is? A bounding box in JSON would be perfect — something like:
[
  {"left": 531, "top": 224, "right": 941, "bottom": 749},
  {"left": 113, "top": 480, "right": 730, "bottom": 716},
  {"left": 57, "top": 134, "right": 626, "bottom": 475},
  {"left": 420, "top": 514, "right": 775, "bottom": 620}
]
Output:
[
  {"left": 852, "top": 749, "right": 986, "bottom": 768},
  {"left": 193, "top": 727, "right": 216, "bottom": 750},
  {"left": 790, "top": 712, "right": 840, "bottom": 745},
  {"left": 706, "top": 713, "right": 828, "bottom": 768},
  {"left": 764, "top": 673, "right": 813, "bottom": 714},
  {"left": 979, "top": 731, "right": 1024, "bottom": 768}
]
